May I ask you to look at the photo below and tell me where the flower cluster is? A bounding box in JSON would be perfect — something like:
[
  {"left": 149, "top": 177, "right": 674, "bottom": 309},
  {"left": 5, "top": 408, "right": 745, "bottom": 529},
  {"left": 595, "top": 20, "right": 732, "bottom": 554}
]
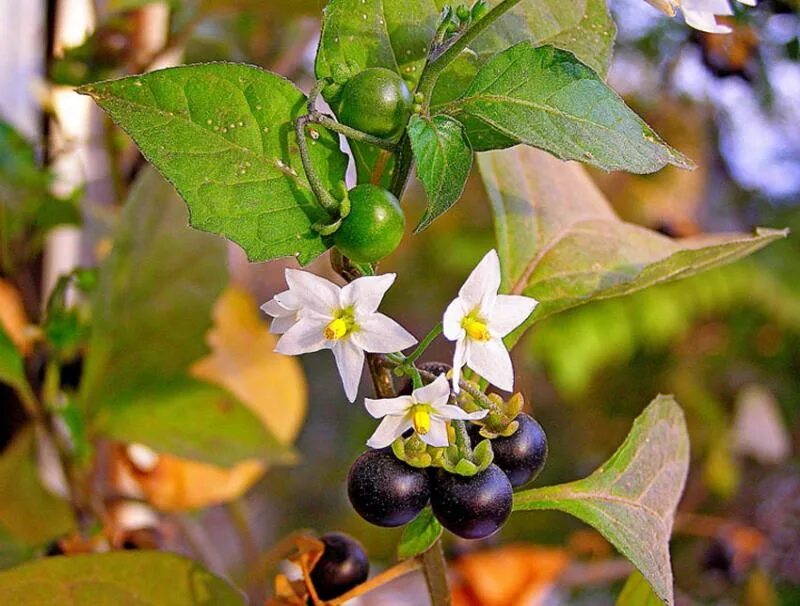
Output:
[
  {"left": 645, "top": 0, "right": 757, "bottom": 34},
  {"left": 262, "top": 249, "right": 538, "bottom": 449}
]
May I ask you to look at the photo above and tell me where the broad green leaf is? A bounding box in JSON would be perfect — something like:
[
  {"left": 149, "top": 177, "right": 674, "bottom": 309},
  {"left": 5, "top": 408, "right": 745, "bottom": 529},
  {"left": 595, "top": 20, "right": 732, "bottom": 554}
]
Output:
[
  {"left": 79, "top": 64, "right": 348, "bottom": 264},
  {"left": 80, "top": 169, "right": 291, "bottom": 467},
  {"left": 477, "top": 146, "right": 788, "bottom": 342},
  {"left": 616, "top": 571, "right": 663, "bottom": 606},
  {"left": 0, "top": 551, "right": 246, "bottom": 605},
  {"left": 0, "top": 325, "right": 30, "bottom": 401},
  {"left": 440, "top": 43, "right": 692, "bottom": 172},
  {"left": 0, "top": 428, "right": 74, "bottom": 553},
  {"left": 398, "top": 508, "right": 443, "bottom": 559},
  {"left": 408, "top": 115, "right": 473, "bottom": 231},
  {"left": 514, "top": 395, "right": 689, "bottom": 606},
  {"left": 547, "top": 0, "right": 616, "bottom": 76}
]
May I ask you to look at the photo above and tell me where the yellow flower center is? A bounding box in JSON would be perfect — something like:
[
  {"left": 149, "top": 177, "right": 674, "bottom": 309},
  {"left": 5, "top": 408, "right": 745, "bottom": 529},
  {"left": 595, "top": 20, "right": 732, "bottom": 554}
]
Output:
[
  {"left": 462, "top": 314, "right": 491, "bottom": 341},
  {"left": 411, "top": 404, "right": 432, "bottom": 435},
  {"left": 323, "top": 308, "right": 356, "bottom": 341}
]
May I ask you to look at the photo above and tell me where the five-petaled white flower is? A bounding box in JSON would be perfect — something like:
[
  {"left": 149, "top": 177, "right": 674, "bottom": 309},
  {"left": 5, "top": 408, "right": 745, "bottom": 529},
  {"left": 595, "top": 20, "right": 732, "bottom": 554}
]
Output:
[
  {"left": 266, "top": 270, "right": 416, "bottom": 403},
  {"left": 260, "top": 289, "right": 301, "bottom": 334},
  {"left": 443, "top": 249, "right": 538, "bottom": 393},
  {"left": 645, "top": 0, "right": 757, "bottom": 34},
  {"left": 365, "top": 374, "right": 487, "bottom": 448}
]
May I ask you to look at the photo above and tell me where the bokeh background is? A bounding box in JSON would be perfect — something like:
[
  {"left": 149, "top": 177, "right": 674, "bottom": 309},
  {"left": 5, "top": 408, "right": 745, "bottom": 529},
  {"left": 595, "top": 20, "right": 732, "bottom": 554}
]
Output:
[{"left": 0, "top": 0, "right": 799, "bottom": 604}]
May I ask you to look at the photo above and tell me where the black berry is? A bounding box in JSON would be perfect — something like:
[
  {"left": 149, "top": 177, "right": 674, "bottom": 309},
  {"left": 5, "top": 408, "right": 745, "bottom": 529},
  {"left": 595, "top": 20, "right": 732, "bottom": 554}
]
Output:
[
  {"left": 310, "top": 532, "right": 370, "bottom": 600},
  {"left": 348, "top": 449, "right": 430, "bottom": 527},
  {"left": 491, "top": 414, "right": 548, "bottom": 488},
  {"left": 430, "top": 464, "right": 512, "bottom": 540}
]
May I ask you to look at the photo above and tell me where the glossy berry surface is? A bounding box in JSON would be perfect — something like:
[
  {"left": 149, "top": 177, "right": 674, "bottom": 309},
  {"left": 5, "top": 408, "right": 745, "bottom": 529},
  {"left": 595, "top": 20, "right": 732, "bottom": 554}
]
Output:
[
  {"left": 492, "top": 413, "right": 548, "bottom": 488},
  {"left": 348, "top": 448, "right": 430, "bottom": 527},
  {"left": 333, "top": 184, "right": 405, "bottom": 263},
  {"left": 430, "top": 464, "right": 512, "bottom": 540},
  {"left": 309, "top": 532, "right": 370, "bottom": 600},
  {"left": 336, "top": 67, "right": 413, "bottom": 138}
]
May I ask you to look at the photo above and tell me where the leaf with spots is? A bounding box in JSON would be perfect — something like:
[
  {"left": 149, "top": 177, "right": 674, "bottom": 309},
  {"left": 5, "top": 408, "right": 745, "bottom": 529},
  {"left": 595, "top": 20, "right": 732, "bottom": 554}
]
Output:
[
  {"left": 514, "top": 395, "right": 690, "bottom": 605},
  {"left": 439, "top": 43, "right": 692, "bottom": 170},
  {"left": 478, "top": 146, "right": 786, "bottom": 345},
  {"left": 0, "top": 551, "right": 246, "bottom": 605},
  {"left": 79, "top": 63, "right": 348, "bottom": 264}
]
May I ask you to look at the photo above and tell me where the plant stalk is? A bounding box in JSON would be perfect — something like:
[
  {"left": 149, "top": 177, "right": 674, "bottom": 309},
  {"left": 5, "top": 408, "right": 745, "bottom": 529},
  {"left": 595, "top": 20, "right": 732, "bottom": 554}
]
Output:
[{"left": 421, "top": 539, "right": 452, "bottom": 606}]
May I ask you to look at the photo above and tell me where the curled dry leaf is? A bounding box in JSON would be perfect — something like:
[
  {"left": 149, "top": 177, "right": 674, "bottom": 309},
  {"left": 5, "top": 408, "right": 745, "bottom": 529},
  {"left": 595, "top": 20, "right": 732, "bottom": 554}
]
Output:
[
  {"left": 0, "top": 278, "right": 32, "bottom": 356},
  {"left": 110, "top": 287, "right": 307, "bottom": 511},
  {"left": 266, "top": 534, "right": 326, "bottom": 606}
]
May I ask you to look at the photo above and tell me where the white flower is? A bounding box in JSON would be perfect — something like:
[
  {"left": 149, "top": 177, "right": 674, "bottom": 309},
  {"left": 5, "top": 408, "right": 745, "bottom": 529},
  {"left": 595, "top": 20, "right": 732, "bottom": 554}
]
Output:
[
  {"left": 443, "top": 249, "right": 537, "bottom": 393},
  {"left": 365, "top": 374, "right": 487, "bottom": 448},
  {"left": 271, "top": 269, "right": 417, "bottom": 402},
  {"left": 261, "top": 289, "right": 301, "bottom": 334},
  {"left": 645, "top": 0, "right": 757, "bottom": 34}
]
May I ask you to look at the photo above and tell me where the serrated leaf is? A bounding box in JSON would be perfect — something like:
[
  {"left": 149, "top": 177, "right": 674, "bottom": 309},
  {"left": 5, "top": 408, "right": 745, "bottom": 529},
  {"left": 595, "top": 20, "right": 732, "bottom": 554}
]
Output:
[
  {"left": 514, "top": 395, "right": 689, "bottom": 605},
  {"left": 398, "top": 509, "right": 443, "bottom": 559},
  {"left": 408, "top": 115, "right": 473, "bottom": 231},
  {"left": 440, "top": 43, "right": 692, "bottom": 171},
  {"left": 477, "top": 146, "right": 787, "bottom": 343},
  {"left": 79, "top": 63, "right": 348, "bottom": 264},
  {"left": 80, "top": 169, "right": 291, "bottom": 467},
  {"left": 616, "top": 570, "right": 663, "bottom": 605},
  {"left": 0, "top": 428, "right": 74, "bottom": 553},
  {"left": 0, "top": 551, "right": 246, "bottom": 605}
]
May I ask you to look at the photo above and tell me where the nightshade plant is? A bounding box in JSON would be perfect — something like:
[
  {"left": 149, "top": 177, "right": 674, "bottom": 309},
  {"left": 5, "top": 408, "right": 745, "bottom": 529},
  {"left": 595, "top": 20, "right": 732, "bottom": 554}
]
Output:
[{"left": 35, "top": 0, "right": 787, "bottom": 604}]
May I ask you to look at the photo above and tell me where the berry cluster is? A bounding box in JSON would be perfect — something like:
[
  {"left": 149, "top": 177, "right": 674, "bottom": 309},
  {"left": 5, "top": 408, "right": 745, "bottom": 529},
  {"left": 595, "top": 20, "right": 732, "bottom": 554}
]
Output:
[{"left": 347, "top": 410, "right": 547, "bottom": 540}]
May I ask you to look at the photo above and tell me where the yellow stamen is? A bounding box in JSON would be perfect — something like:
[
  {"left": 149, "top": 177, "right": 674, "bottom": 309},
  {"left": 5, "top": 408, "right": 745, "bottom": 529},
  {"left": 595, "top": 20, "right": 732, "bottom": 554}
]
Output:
[
  {"left": 411, "top": 405, "right": 431, "bottom": 435},
  {"left": 462, "top": 315, "right": 491, "bottom": 341},
  {"left": 324, "top": 317, "right": 348, "bottom": 340}
]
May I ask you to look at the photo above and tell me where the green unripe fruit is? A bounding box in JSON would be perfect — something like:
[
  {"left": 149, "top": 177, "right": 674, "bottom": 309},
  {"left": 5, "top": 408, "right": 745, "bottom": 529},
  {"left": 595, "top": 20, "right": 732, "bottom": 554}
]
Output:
[
  {"left": 336, "top": 68, "right": 413, "bottom": 138},
  {"left": 333, "top": 184, "right": 404, "bottom": 263}
]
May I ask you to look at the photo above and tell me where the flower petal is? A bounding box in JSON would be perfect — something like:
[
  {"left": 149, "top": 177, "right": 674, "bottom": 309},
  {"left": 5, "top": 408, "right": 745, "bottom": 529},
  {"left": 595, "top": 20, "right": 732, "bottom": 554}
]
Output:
[
  {"left": 274, "top": 317, "right": 329, "bottom": 355},
  {"left": 683, "top": 9, "right": 731, "bottom": 32},
  {"left": 458, "top": 249, "right": 501, "bottom": 309},
  {"left": 285, "top": 269, "right": 340, "bottom": 314},
  {"left": 442, "top": 297, "right": 468, "bottom": 341},
  {"left": 332, "top": 340, "right": 365, "bottom": 402},
  {"left": 467, "top": 337, "right": 514, "bottom": 392},
  {"left": 367, "top": 414, "right": 412, "bottom": 449},
  {"left": 350, "top": 313, "right": 417, "bottom": 353},
  {"left": 451, "top": 338, "right": 468, "bottom": 393},
  {"left": 683, "top": 0, "right": 733, "bottom": 13},
  {"left": 489, "top": 294, "right": 538, "bottom": 337},
  {"left": 365, "top": 395, "right": 414, "bottom": 418},
  {"left": 412, "top": 374, "right": 451, "bottom": 407},
  {"left": 260, "top": 299, "right": 287, "bottom": 317},
  {"left": 269, "top": 314, "right": 298, "bottom": 335},
  {"left": 340, "top": 273, "right": 396, "bottom": 314},
  {"left": 433, "top": 404, "right": 488, "bottom": 421},
  {"left": 420, "top": 418, "right": 450, "bottom": 448}
]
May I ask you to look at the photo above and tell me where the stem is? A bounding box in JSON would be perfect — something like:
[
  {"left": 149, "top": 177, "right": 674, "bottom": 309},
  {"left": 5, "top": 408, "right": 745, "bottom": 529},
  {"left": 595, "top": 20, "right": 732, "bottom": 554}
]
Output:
[
  {"left": 452, "top": 419, "right": 473, "bottom": 459},
  {"left": 294, "top": 115, "right": 340, "bottom": 214},
  {"left": 421, "top": 539, "right": 451, "bottom": 606},
  {"left": 404, "top": 322, "right": 443, "bottom": 364},
  {"left": 310, "top": 112, "right": 398, "bottom": 151},
  {"left": 328, "top": 557, "right": 422, "bottom": 605},
  {"left": 416, "top": 367, "right": 496, "bottom": 410}
]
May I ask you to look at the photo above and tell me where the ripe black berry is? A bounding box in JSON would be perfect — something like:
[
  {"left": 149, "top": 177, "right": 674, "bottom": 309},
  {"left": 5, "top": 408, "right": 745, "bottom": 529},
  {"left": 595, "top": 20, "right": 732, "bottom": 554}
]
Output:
[
  {"left": 430, "top": 464, "right": 512, "bottom": 540},
  {"left": 310, "top": 532, "right": 369, "bottom": 600},
  {"left": 348, "top": 449, "right": 430, "bottom": 527},
  {"left": 491, "top": 414, "right": 548, "bottom": 488}
]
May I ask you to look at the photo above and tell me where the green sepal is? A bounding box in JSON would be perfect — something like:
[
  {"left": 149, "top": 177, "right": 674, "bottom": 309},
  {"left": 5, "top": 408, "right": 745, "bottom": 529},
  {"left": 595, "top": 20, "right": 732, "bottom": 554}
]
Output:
[{"left": 441, "top": 436, "right": 494, "bottom": 477}]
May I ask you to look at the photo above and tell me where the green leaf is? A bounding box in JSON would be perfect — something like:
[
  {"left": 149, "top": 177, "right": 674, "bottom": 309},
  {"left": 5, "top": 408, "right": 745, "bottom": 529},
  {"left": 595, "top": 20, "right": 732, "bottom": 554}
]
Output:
[
  {"left": 546, "top": 0, "right": 616, "bottom": 76},
  {"left": 0, "top": 551, "right": 246, "bottom": 605},
  {"left": 0, "top": 428, "right": 74, "bottom": 552},
  {"left": 477, "top": 146, "right": 788, "bottom": 343},
  {"left": 0, "top": 324, "right": 30, "bottom": 400},
  {"left": 398, "top": 509, "right": 443, "bottom": 560},
  {"left": 408, "top": 115, "right": 473, "bottom": 232},
  {"left": 616, "top": 570, "right": 663, "bottom": 605},
  {"left": 514, "top": 395, "right": 689, "bottom": 606},
  {"left": 80, "top": 168, "right": 291, "bottom": 467},
  {"left": 441, "top": 43, "right": 692, "bottom": 172},
  {"left": 78, "top": 63, "right": 348, "bottom": 264}
]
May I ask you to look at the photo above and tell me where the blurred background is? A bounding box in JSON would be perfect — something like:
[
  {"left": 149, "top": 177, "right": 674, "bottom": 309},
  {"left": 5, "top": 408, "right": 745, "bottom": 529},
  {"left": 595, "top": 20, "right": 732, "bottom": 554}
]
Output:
[{"left": 0, "top": 0, "right": 798, "bottom": 604}]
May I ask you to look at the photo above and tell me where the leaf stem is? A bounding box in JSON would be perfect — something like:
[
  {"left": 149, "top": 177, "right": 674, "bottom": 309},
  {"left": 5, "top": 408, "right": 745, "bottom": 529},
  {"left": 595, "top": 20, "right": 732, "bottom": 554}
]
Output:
[
  {"left": 421, "top": 539, "right": 452, "bottom": 606},
  {"left": 294, "top": 115, "right": 340, "bottom": 215},
  {"left": 404, "top": 322, "right": 443, "bottom": 364},
  {"left": 310, "top": 112, "right": 399, "bottom": 151},
  {"left": 328, "top": 557, "right": 422, "bottom": 605}
]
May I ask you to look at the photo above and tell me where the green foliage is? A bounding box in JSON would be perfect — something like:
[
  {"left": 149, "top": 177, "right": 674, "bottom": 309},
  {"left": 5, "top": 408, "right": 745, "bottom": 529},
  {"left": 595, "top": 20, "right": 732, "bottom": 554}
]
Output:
[
  {"left": 616, "top": 571, "right": 663, "bottom": 605},
  {"left": 79, "top": 168, "right": 291, "bottom": 467},
  {"left": 478, "top": 146, "right": 787, "bottom": 344},
  {"left": 514, "top": 395, "right": 689, "bottom": 606},
  {"left": 0, "top": 324, "right": 31, "bottom": 403},
  {"left": 397, "top": 508, "right": 443, "bottom": 559},
  {"left": 0, "top": 428, "right": 74, "bottom": 568},
  {"left": 408, "top": 115, "right": 473, "bottom": 232},
  {"left": 78, "top": 64, "right": 348, "bottom": 264},
  {"left": 438, "top": 43, "right": 691, "bottom": 171},
  {"left": 0, "top": 551, "right": 246, "bottom": 605}
]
